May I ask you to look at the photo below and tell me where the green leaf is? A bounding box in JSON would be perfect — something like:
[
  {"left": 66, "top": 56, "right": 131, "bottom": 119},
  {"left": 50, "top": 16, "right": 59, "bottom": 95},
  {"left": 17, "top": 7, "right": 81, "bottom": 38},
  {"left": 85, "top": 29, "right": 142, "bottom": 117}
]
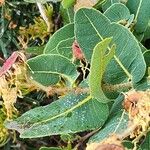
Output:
[
  {"left": 89, "top": 38, "right": 115, "bottom": 103},
  {"left": 27, "top": 54, "right": 77, "bottom": 86},
  {"left": 26, "top": 45, "right": 45, "bottom": 55},
  {"left": 62, "top": 0, "right": 76, "bottom": 9},
  {"left": 139, "top": 132, "right": 150, "bottom": 150},
  {"left": 44, "top": 23, "right": 74, "bottom": 54},
  {"left": 123, "top": 141, "right": 134, "bottom": 149},
  {"left": 60, "top": 6, "right": 74, "bottom": 24},
  {"left": 127, "top": 0, "right": 150, "bottom": 41},
  {"left": 104, "top": 3, "right": 130, "bottom": 23},
  {"left": 143, "top": 21, "right": 150, "bottom": 42},
  {"left": 56, "top": 37, "right": 75, "bottom": 59},
  {"left": 88, "top": 111, "right": 128, "bottom": 143},
  {"left": 75, "top": 8, "right": 146, "bottom": 84},
  {"left": 134, "top": 77, "right": 150, "bottom": 91},
  {"left": 102, "top": 0, "right": 120, "bottom": 12},
  {"left": 5, "top": 94, "right": 109, "bottom": 138},
  {"left": 143, "top": 50, "right": 150, "bottom": 67},
  {"left": 110, "top": 94, "right": 124, "bottom": 116},
  {"left": 140, "top": 43, "right": 148, "bottom": 53},
  {"left": 75, "top": 8, "right": 110, "bottom": 62}
]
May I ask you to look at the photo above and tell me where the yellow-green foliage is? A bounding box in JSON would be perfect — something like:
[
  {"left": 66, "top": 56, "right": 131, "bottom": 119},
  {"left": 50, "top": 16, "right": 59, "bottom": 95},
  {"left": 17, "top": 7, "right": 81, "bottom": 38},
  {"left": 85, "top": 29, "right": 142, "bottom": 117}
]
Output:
[
  {"left": 19, "top": 4, "right": 54, "bottom": 44},
  {"left": 0, "top": 108, "right": 9, "bottom": 147}
]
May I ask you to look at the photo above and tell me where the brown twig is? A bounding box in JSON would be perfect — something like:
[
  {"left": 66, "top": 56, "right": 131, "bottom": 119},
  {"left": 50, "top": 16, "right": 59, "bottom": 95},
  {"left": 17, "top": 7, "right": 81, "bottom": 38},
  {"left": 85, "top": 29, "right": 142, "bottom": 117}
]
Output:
[
  {"left": 74, "top": 129, "right": 100, "bottom": 149},
  {"left": 30, "top": 79, "right": 133, "bottom": 96}
]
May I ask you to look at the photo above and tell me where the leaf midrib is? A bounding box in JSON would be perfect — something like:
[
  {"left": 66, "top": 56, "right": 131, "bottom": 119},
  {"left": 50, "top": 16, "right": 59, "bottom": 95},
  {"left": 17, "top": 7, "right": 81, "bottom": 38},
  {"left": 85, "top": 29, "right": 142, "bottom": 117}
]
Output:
[
  {"left": 82, "top": 9, "right": 104, "bottom": 40},
  {"left": 135, "top": 0, "right": 143, "bottom": 21},
  {"left": 81, "top": 9, "right": 132, "bottom": 79},
  {"left": 28, "top": 95, "right": 92, "bottom": 127}
]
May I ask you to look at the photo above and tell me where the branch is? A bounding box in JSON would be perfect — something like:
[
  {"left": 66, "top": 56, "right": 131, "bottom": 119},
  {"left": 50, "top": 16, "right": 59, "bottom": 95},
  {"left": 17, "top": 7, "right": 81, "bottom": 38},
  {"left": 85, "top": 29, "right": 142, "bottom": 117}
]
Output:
[
  {"left": 30, "top": 80, "right": 132, "bottom": 96},
  {"left": 102, "top": 82, "right": 132, "bottom": 92}
]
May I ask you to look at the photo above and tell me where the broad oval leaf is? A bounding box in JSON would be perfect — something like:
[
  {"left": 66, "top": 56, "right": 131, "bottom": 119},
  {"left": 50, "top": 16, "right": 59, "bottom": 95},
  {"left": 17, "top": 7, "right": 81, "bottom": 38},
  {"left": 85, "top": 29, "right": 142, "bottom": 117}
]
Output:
[
  {"left": 5, "top": 93, "right": 109, "bottom": 138},
  {"left": 44, "top": 23, "right": 74, "bottom": 54},
  {"left": 104, "top": 3, "right": 130, "bottom": 23},
  {"left": 89, "top": 38, "right": 115, "bottom": 103},
  {"left": 27, "top": 54, "right": 77, "bottom": 86},
  {"left": 75, "top": 8, "right": 110, "bottom": 61},
  {"left": 103, "top": 23, "right": 145, "bottom": 84},
  {"left": 127, "top": 0, "right": 150, "bottom": 40},
  {"left": 88, "top": 111, "right": 128, "bottom": 143},
  {"left": 75, "top": 8, "right": 146, "bottom": 84}
]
